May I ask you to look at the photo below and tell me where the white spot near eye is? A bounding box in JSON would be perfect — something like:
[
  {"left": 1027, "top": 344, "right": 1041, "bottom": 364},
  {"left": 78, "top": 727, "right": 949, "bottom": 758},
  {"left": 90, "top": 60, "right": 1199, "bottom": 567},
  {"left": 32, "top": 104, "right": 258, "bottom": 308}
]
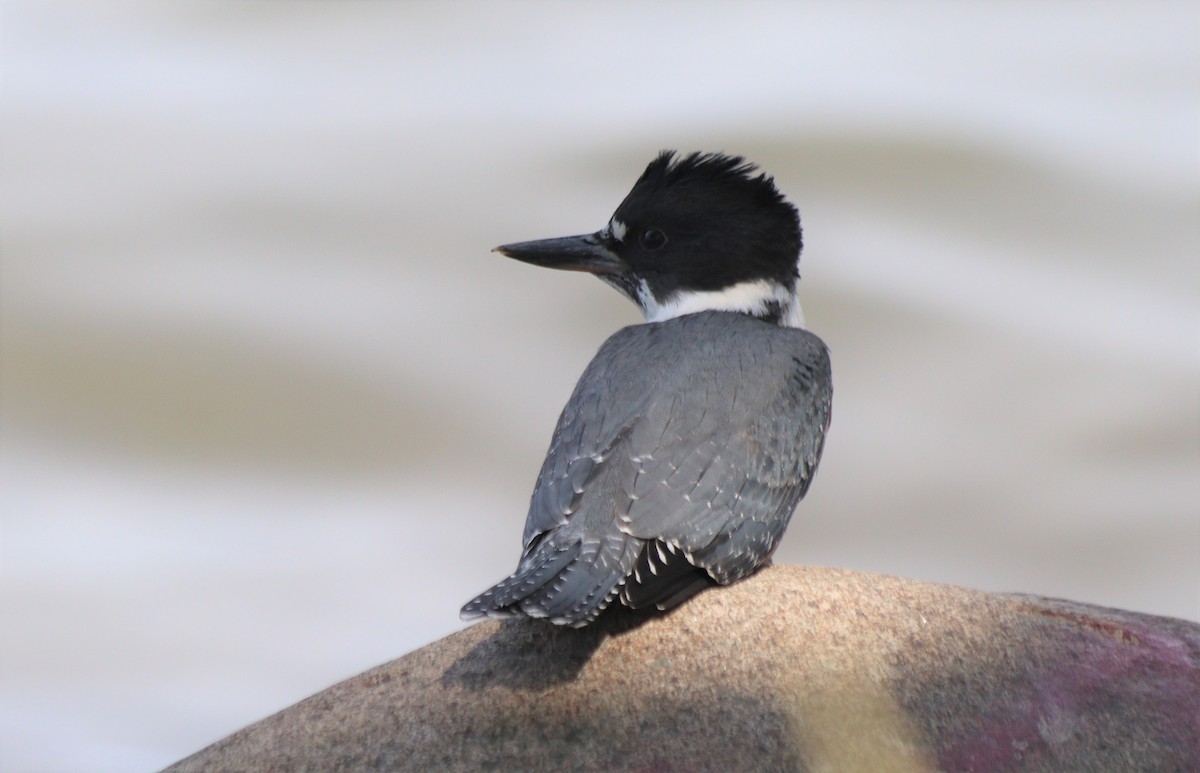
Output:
[{"left": 609, "top": 219, "right": 628, "bottom": 242}]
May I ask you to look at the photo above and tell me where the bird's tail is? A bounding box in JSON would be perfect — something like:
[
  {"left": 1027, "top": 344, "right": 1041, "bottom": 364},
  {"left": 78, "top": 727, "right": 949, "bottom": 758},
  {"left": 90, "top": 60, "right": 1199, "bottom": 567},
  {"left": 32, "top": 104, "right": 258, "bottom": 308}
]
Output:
[{"left": 460, "top": 535, "right": 639, "bottom": 627}]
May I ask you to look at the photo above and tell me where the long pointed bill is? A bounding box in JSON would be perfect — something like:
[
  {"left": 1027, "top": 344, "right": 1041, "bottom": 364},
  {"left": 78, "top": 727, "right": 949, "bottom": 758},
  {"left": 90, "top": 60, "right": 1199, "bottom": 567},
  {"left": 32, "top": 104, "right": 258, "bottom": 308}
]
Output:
[{"left": 493, "top": 232, "right": 624, "bottom": 276}]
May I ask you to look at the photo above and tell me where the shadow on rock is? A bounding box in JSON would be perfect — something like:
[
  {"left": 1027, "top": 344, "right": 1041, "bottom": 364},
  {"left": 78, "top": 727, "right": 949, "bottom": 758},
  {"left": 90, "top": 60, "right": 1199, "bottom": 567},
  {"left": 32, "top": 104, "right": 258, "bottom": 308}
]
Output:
[{"left": 442, "top": 605, "right": 659, "bottom": 691}]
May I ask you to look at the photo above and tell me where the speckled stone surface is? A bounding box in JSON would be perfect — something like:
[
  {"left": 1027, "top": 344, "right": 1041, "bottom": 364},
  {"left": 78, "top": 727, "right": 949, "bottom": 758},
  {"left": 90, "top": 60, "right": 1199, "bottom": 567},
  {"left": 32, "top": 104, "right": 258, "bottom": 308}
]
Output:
[{"left": 165, "top": 566, "right": 1199, "bottom": 772}]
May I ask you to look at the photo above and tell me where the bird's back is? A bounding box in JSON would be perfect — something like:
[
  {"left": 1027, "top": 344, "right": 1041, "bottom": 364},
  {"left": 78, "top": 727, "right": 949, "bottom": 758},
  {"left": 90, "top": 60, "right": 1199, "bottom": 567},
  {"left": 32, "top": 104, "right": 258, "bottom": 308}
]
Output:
[{"left": 461, "top": 311, "right": 832, "bottom": 626}]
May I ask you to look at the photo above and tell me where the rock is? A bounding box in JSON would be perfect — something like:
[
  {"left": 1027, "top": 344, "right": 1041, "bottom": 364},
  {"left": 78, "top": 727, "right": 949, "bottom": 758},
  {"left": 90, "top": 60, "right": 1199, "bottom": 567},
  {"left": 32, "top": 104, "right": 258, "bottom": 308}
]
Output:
[{"left": 165, "top": 565, "right": 1199, "bottom": 772}]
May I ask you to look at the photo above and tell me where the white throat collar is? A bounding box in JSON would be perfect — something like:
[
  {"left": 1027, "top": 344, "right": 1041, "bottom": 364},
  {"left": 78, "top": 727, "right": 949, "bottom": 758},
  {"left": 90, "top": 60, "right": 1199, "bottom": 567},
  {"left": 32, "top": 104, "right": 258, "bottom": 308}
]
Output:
[{"left": 637, "top": 278, "right": 805, "bottom": 328}]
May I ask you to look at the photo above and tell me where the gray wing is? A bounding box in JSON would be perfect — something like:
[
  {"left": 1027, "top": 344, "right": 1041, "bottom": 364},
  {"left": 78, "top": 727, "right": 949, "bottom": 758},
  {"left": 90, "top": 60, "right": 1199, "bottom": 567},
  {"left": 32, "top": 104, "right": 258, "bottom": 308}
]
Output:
[
  {"left": 460, "top": 313, "right": 832, "bottom": 625},
  {"left": 619, "top": 331, "right": 831, "bottom": 585}
]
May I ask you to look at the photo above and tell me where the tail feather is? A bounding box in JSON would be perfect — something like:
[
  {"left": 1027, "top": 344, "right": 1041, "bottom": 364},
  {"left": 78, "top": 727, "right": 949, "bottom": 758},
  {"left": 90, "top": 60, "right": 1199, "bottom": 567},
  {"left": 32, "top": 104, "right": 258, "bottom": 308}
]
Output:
[
  {"left": 462, "top": 536, "right": 717, "bottom": 625},
  {"left": 460, "top": 536, "right": 638, "bottom": 626},
  {"left": 515, "top": 558, "right": 624, "bottom": 625},
  {"left": 460, "top": 541, "right": 580, "bottom": 621}
]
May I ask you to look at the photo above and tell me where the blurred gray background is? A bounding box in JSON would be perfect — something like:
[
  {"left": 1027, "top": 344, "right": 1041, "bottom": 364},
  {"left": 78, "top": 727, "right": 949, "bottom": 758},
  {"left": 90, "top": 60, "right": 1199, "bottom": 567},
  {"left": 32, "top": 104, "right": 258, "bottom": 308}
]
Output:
[{"left": 2, "top": 2, "right": 1197, "bottom": 770}]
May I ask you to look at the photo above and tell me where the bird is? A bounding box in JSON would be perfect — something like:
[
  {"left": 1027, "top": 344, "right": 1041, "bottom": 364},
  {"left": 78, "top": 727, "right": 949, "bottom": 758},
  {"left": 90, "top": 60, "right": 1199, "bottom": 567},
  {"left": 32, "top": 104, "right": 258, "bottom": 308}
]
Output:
[{"left": 460, "top": 150, "right": 832, "bottom": 627}]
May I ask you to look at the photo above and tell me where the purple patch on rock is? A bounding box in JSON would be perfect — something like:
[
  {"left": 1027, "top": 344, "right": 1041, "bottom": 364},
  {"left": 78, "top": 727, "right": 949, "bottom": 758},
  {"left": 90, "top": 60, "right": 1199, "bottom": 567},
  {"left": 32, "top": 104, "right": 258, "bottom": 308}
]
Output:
[{"left": 935, "top": 602, "right": 1200, "bottom": 771}]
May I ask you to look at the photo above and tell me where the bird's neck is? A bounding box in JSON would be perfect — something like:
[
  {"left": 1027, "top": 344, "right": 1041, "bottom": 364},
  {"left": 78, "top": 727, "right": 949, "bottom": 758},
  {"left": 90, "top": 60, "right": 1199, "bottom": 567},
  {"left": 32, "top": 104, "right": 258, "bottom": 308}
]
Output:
[{"left": 636, "top": 278, "right": 805, "bottom": 328}]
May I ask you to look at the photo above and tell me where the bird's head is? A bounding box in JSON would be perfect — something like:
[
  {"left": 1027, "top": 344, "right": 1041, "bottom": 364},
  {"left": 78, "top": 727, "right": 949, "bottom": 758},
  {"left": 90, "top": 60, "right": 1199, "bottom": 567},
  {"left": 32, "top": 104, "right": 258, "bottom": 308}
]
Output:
[{"left": 495, "top": 151, "right": 805, "bottom": 327}]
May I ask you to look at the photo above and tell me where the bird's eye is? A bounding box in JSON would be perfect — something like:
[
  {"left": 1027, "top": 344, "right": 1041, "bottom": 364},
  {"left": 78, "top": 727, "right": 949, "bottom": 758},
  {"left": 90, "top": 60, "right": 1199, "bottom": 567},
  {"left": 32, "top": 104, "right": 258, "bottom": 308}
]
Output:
[{"left": 639, "top": 227, "right": 668, "bottom": 251}]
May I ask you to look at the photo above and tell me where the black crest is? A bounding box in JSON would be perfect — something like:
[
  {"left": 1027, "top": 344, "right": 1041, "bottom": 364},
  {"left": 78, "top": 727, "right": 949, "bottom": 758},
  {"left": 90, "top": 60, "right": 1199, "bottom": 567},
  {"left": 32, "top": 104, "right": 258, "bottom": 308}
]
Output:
[{"left": 609, "top": 151, "right": 803, "bottom": 300}]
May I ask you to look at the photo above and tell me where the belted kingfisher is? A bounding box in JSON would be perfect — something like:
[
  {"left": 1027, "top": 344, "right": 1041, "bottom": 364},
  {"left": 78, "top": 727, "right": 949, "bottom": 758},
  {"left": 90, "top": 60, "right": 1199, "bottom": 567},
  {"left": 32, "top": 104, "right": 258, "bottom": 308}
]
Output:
[{"left": 461, "top": 151, "right": 832, "bottom": 627}]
